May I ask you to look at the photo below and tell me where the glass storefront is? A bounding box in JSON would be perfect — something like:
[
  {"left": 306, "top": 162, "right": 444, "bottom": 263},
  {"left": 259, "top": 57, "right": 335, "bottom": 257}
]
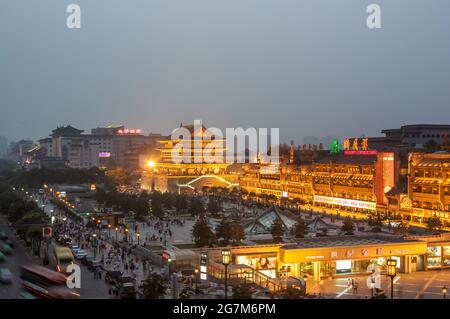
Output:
[
  {"left": 427, "top": 246, "right": 442, "bottom": 268},
  {"left": 427, "top": 245, "right": 450, "bottom": 268}
]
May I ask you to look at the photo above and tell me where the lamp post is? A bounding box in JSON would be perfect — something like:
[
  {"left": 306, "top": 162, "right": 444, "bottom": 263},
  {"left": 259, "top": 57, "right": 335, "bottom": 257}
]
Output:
[
  {"left": 194, "top": 268, "right": 199, "bottom": 294},
  {"left": 222, "top": 249, "right": 231, "bottom": 299},
  {"left": 92, "top": 233, "right": 97, "bottom": 258},
  {"left": 443, "top": 286, "right": 447, "bottom": 299},
  {"left": 125, "top": 228, "right": 129, "bottom": 242},
  {"left": 108, "top": 224, "right": 111, "bottom": 238},
  {"left": 303, "top": 275, "right": 308, "bottom": 295},
  {"left": 137, "top": 232, "right": 140, "bottom": 245},
  {"left": 387, "top": 258, "right": 397, "bottom": 300},
  {"left": 167, "top": 257, "right": 172, "bottom": 281}
]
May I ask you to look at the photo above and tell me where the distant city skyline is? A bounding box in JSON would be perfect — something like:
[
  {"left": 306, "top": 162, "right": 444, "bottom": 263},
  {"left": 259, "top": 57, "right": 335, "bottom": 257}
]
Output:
[{"left": 2, "top": 1, "right": 450, "bottom": 144}]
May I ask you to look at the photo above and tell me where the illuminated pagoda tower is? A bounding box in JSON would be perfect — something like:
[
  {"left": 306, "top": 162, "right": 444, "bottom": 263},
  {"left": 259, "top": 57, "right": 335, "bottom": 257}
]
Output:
[{"left": 142, "top": 123, "right": 239, "bottom": 193}]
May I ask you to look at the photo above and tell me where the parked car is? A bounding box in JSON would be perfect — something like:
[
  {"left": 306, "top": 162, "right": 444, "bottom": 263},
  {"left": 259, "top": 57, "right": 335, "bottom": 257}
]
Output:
[
  {"left": 0, "top": 244, "right": 12, "bottom": 255},
  {"left": 0, "top": 268, "right": 13, "bottom": 284},
  {"left": 75, "top": 250, "right": 87, "bottom": 260},
  {"left": 3, "top": 239, "right": 14, "bottom": 248},
  {"left": 105, "top": 270, "right": 122, "bottom": 284}
]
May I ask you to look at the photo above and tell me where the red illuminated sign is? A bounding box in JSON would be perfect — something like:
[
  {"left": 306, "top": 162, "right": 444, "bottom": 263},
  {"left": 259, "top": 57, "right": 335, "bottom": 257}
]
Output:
[
  {"left": 344, "top": 150, "right": 377, "bottom": 155},
  {"left": 117, "top": 128, "right": 142, "bottom": 135}
]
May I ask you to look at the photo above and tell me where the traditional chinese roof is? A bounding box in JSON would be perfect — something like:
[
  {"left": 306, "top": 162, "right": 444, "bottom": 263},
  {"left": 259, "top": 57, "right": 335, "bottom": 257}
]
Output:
[{"left": 51, "top": 125, "right": 84, "bottom": 137}]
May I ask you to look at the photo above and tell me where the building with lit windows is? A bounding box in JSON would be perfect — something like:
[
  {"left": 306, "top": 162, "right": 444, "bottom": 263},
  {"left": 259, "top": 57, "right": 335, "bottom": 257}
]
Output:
[
  {"left": 37, "top": 125, "right": 161, "bottom": 169},
  {"left": 241, "top": 150, "right": 400, "bottom": 216}
]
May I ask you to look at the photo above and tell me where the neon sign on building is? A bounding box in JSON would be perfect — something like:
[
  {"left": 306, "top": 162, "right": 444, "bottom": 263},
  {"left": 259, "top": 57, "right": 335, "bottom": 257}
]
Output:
[{"left": 314, "top": 195, "right": 376, "bottom": 210}]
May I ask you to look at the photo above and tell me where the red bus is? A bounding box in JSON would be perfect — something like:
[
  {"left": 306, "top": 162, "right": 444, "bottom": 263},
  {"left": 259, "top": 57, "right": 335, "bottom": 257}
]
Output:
[{"left": 20, "top": 264, "right": 80, "bottom": 299}]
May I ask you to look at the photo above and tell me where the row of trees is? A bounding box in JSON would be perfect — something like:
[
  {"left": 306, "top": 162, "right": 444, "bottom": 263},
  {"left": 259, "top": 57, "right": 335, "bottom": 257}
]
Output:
[
  {"left": 191, "top": 215, "right": 246, "bottom": 247},
  {"left": 0, "top": 181, "right": 49, "bottom": 247}
]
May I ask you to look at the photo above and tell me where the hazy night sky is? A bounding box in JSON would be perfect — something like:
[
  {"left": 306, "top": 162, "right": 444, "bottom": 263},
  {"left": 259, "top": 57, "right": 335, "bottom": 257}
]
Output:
[{"left": 1, "top": 0, "right": 450, "bottom": 144}]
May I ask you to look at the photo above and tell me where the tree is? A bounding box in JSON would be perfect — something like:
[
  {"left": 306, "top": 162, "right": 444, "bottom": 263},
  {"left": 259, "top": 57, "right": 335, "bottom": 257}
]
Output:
[
  {"left": 230, "top": 219, "right": 246, "bottom": 244},
  {"left": 341, "top": 216, "right": 355, "bottom": 235},
  {"left": 427, "top": 216, "right": 442, "bottom": 232},
  {"left": 207, "top": 198, "right": 221, "bottom": 215},
  {"left": 424, "top": 139, "right": 440, "bottom": 151},
  {"left": 293, "top": 216, "right": 307, "bottom": 238},
  {"left": 393, "top": 221, "right": 410, "bottom": 236},
  {"left": 232, "top": 283, "right": 252, "bottom": 299},
  {"left": 215, "top": 218, "right": 232, "bottom": 244},
  {"left": 192, "top": 216, "right": 216, "bottom": 247},
  {"left": 140, "top": 273, "right": 167, "bottom": 299},
  {"left": 271, "top": 217, "right": 284, "bottom": 243},
  {"left": 174, "top": 195, "right": 188, "bottom": 213},
  {"left": 280, "top": 286, "right": 305, "bottom": 299},
  {"left": 370, "top": 217, "right": 383, "bottom": 233},
  {"left": 189, "top": 197, "right": 205, "bottom": 216}
]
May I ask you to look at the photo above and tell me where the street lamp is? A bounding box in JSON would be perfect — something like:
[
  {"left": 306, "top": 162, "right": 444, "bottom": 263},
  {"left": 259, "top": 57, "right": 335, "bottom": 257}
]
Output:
[
  {"left": 115, "top": 227, "right": 118, "bottom": 241},
  {"left": 303, "top": 275, "right": 308, "bottom": 294},
  {"left": 221, "top": 249, "right": 231, "bottom": 299},
  {"left": 137, "top": 232, "right": 140, "bottom": 245},
  {"left": 108, "top": 224, "right": 111, "bottom": 237},
  {"left": 443, "top": 286, "right": 447, "bottom": 299},
  {"left": 387, "top": 258, "right": 397, "bottom": 300},
  {"left": 194, "top": 268, "right": 199, "bottom": 294},
  {"left": 92, "top": 233, "right": 97, "bottom": 258},
  {"left": 125, "top": 228, "right": 129, "bottom": 242}
]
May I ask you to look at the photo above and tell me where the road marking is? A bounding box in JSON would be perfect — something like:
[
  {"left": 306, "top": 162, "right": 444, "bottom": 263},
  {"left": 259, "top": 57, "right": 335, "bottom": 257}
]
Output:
[
  {"left": 336, "top": 286, "right": 352, "bottom": 298},
  {"left": 415, "top": 272, "right": 438, "bottom": 299}
]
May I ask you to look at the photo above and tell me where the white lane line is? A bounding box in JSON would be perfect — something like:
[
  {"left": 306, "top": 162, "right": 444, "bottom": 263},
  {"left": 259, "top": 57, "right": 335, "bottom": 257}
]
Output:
[
  {"left": 415, "top": 272, "right": 438, "bottom": 299},
  {"left": 336, "top": 286, "right": 352, "bottom": 298}
]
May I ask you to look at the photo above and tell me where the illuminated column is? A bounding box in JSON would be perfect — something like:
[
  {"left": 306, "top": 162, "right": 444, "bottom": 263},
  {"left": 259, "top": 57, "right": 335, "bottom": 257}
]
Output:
[
  {"left": 313, "top": 262, "right": 321, "bottom": 281},
  {"left": 404, "top": 256, "right": 411, "bottom": 274}
]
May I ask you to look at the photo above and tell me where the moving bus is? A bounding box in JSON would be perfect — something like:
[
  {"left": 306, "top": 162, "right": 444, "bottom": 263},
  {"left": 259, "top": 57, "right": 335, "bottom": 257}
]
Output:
[
  {"left": 54, "top": 246, "right": 75, "bottom": 273},
  {"left": 20, "top": 265, "right": 80, "bottom": 299}
]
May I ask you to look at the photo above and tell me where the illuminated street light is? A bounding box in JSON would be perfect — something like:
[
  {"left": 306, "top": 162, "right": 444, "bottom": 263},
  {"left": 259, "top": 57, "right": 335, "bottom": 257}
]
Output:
[
  {"left": 221, "top": 249, "right": 231, "bottom": 299},
  {"left": 387, "top": 258, "right": 397, "bottom": 300},
  {"left": 147, "top": 160, "right": 156, "bottom": 168},
  {"left": 443, "top": 286, "right": 447, "bottom": 299}
]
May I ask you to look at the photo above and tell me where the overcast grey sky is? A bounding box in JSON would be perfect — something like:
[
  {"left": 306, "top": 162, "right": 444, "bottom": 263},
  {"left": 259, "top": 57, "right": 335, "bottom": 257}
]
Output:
[{"left": 1, "top": 0, "right": 450, "bottom": 143}]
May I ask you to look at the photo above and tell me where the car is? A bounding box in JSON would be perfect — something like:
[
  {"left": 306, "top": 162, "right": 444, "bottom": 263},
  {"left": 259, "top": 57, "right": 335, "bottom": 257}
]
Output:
[
  {"left": 0, "top": 232, "right": 7, "bottom": 240},
  {"left": 0, "top": 244, "right": 12, "bottom": 255},
  {"left": 0, "top": 268, "right": 13, "bottom": 284},
  {"left": 75, "top": 250, "right": 87, "bottom": 260},
  {"left": 115, "top": 276, "right": 136, "bottom": 299},
  {"left": 3, "top": 239, "right": 14, "bottom": 248},
  {"left": 0, "top": 251, "right": 5, "bottom": 262},
  {"left": 81, "top": 255, "right": 94, "bottom": 266},
  {"left": 105, "top": 270, "right": 122, "bottom": 284},
  {"left": 18, "top": 291, "right": 39, "bottom": 299}
]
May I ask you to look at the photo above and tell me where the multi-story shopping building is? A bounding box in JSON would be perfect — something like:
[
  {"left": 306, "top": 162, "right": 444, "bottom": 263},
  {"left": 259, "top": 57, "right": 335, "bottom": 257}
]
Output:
[{"left": 241, "top": 149, "right": 400, "bottom": 216}]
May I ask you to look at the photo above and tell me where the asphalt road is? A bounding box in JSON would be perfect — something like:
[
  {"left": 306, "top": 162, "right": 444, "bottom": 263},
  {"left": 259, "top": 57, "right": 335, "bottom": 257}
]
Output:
[
  {"left": 0, "top": 215, "right": 33, "bottom": 299},
  {"left": 0, "top": 213, "right": 111, "bottom": 299}
]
